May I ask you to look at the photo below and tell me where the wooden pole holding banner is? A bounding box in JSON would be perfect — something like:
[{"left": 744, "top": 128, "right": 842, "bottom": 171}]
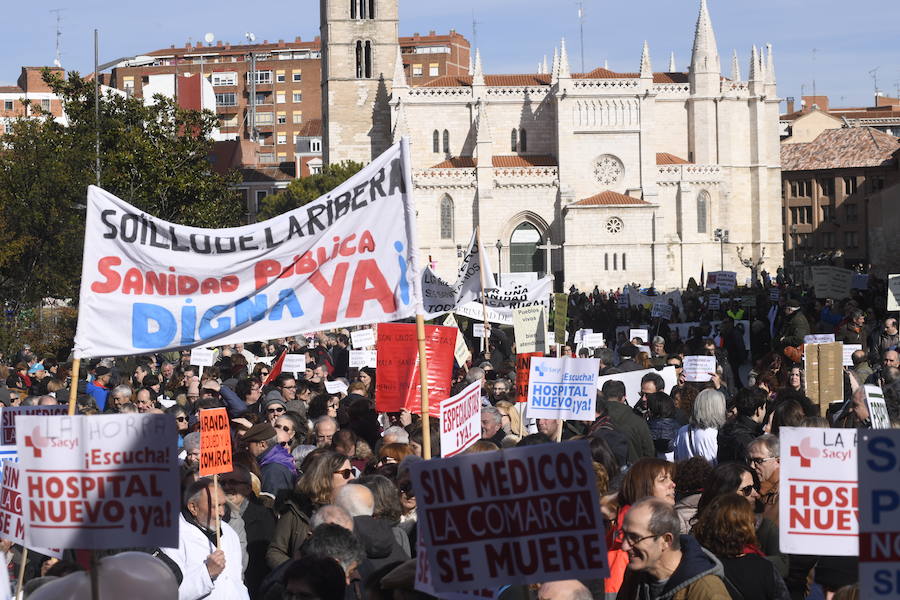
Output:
[
  {"left": 213, "top": 473, "right": 221, "bottom": 549},
  {"left": 475, "top": 227, "right": 492, "bottom": 360},
  {"left": 67, "top": 357, "right": 81, "bottom": 416},
  {"left": 416, "top": 314, "right": 432, "bottom": 460},
  {"left": 16, "top": 548, "right": 28, "bottom": 599},
  {"left": 90, "top": 550, "right": 100, "bottom": 600}
]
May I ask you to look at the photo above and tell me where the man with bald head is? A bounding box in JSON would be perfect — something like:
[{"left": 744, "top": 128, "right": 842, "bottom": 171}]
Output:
[
  {"left": 537, "top": 580, "right": 593, "bottom": 600},
  {"left": 336, "top": 483, "right": 408, "bottom": 570},
  {"left": 310, "top": 505, "right": 355, "bottom": 532},
  {"left": 877, "top": 318, "right": 900, "bottom": 361}
]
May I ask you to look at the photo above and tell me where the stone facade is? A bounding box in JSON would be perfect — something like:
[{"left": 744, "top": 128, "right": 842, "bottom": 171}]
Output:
[{"left": 322, "top": 0, "right": 784, "bottom": 290}]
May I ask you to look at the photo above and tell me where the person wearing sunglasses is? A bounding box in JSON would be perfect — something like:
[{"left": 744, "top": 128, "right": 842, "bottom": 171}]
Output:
[
  {"left": 267, "top": 450, "right": 355, "bottom": 569},
  {"left": 243, "top": 422, "right": 298, "bottom": 502},
  {"left": 165, "top": 404, "right": 190, "bottom": 449},
  {"left": 264, "top": 398, "right": 288, "bottom": 425}
]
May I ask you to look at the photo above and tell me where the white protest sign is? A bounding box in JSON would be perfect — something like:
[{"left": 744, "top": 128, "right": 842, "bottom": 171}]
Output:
[
  {"left": 779, "top": 427, "right": 858, "bottom": 555},
  {"left": 708, "top": 295, "right": 720, "bottom": 310},
  {"left": 708, "top": 271, "right": 737, "bottom": 292},
  {"left": 574, "top": 329, "right": 593, "bottom": 344},
  {"left": 189, "top": 348, "right": 215, "bottom": 367},
  {"left": 324, "top": 380, "right": 349, "bottom": 395},
  {"left": 651, "top": 303, "right": 673, "bottom": 320},
  {"left": 281, "top": 353, "right": 306, "bottom": 374},
  {"left": 843, "top": 344, "right": 862, "bottom": 367},
  {"left": 473, "top": 323, "right": 486, "bottom": 338},
  {"left": 408, "top": 440, "right": 609, "bottom": 592},
  {"left": 513, "top": 305, "right": 546, "bottom": 354},
  {"left": 0, "top": 406, "right": 69, "bottom": 461},
  {"left": 865, "top": 386, "right": 891, "bottom": 429},
  {"left": 0, "top": 463, "right": 62, "bottom": 559},
  {"left": 414, "top": 526, "right": 500, "bottom": 600},
  {"left": 683, "top": 355, "right": 717, "bottom": 382},
  {"left": 349, "top": 350, "right": 377, "bottom": 369},
  {"left": 597, "top": 366, "right": 678, "bottom": 407},
  {"left": 582, "top": 333, "right": 605, "bottom": 348},
  {"left": 889, "top": 274, "right": 900, "bottom": 312},
  {"left": 637, "top": 345, "right": 651, "bottom": 356},
  {"left": 17, "top": 414, "right": 179, "bottom": 549},
  {"left": 526, "top": 357, "right": 599, "bottom": 421},
  {"left": 453, "top": 277, "right": 553, "bottom": 325},
  {"left": 73, "top": 142, "right": 418, "bottom": 359},
  {"left": 439, "top": 382, "right": 482, "bottom": 457},
  {"left": 859, "top": 430, "right": 900, "bottom": 598},
  {"left": 805, "top": 334, "right": 836, "bottom": 345},
  {"left": 811, "top": 266, "right": 854, "bottom": 300},
  {"left": 629, "top": 329, "right": 649, "bottom": 344},
  {"left": 351, "top": 328, "right": 376, "bottom": 349},
  {"left": 442, "top": 314, "right": 471, "bottom": 366}
]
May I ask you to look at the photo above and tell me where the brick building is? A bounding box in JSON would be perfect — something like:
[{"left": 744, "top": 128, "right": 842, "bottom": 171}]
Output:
[
  {"left": 781, "top": 127, "right": 900, "bottom": 276},
  {"left": 781, "top": 95, "right": 900, "bottom": 140},
  {"left": 0, "top": 67, "right": 66, "bottom": 134}
]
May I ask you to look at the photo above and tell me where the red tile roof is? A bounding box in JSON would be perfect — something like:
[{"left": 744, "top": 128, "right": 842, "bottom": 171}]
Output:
[
  {"left": 781, "top": 127, "right": 900, "bottom": 171},
  {"left": 240, "top": 164, "right": 296, "bottom": 182},
  {"left": 429, "top": 155, "right": 557, "bottom": 168},
  {"left": 0, "top": 86, "right": 22, "bottom": 93},
  {"left": 419, "top": 70, "right": 688, "bottom": 88},
  {"left": 571, "top": 191, "right": 650, "bottom": 206},
  {"left": 297, "top": 118, "right": 322, "bottom": 137},
  {"left": 656, "top": 152, "right": 690, "bottom": 165},
  {"left": 781, "top": 107, "right": 900, "bottom": 122}
]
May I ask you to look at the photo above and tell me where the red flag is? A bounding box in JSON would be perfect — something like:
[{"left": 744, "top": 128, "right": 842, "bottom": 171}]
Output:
[{"left": 263, "top": 351, "right": 286, "bottom": 386}]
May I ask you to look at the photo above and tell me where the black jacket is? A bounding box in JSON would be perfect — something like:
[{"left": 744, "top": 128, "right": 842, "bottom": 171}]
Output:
[
  {"left": 719, "top": 554, "right": 790, "bottom": 600},
  {"left": 354, "top": 515, "right": 410, "bottom": 575},
  {"left": 243, "top": 498, "right": 277, "bottom": 599},
  {"left": 717, "top": 416, "right": 763, "bottom": 464},
  {"left": 606, "top": 400, "right": 655, "bottom": 461}
]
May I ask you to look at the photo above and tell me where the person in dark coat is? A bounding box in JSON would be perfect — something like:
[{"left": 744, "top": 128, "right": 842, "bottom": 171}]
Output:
[
  {"left": 776, "top": 299, "right": 810, "bottom": 352},
  {"left": 221, "top": 466, "right": 277, "bottom": 599},
  {"left": 717, "top": 388, "right": 766, "bottom": 464},
  {"left": 646, "top": 393, "right": 680, "bottom": 459},
  {"left": 600, "top": 381, "right": 655, "bottom": 462},
  {"left": 245, "top": 423, "right": 298, "bottom": 503}
]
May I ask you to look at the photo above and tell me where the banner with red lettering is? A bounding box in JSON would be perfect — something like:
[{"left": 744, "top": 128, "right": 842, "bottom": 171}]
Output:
[
  {"left": 440, "top": 382, "right": 481, "bottom": 457},
  {"left": 375, "top": 323, "right": 456, "bottom": 415},
  {"left": 515, "top": 352, "right": 543, "bottom": 403},
  {"left": 860, "top": 429, "right": 900, "bottom": 598},
  {"left": 16, "top": 414, "right": 180, "bottom": 549},
  {"left": 779, "top": 427, "right": 858, "bottom": 555},
  {"left": 0, "top": 463, "right": 62, "bottom": 558},
  {"left": 199, "top": 408, "right": 232, "bottom": 477},
  {"left": 408, "top": 440, "right": 608, "bottom": 592},
  {"left": 73, "top": 141, "right": 419, "bottom": 358}
]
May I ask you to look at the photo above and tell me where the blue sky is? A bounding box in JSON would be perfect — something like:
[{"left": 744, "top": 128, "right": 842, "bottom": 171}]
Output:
[{"left": 4, "top": 0, "right": 898, "bottom": 109}]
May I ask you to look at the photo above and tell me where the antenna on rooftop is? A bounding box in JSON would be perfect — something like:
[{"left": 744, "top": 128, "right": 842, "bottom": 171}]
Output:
[
  {"left": 811, "top": 47, "right": 818, "bottom": 99},
  {"left": 471, "top": 10, "right": 480, "bottom": 51},
  {"left": 50, "top": 8, "right": 64, "bottom": 68},
  {"left": 870, "top": 67, "right": 881, "bottom": 102},
  {"left": 577, "top": 1, "right": 585, "bottom": 73}
]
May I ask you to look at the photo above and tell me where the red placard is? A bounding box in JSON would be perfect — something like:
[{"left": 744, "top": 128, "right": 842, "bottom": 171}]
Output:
[
  {"left": 376, "top": 323, "right": 456, "bottom": 415},
  {"left": 515, "top": 352, "right": 544, "bottom": 403},
  {"left": 199, "top": 408, "right": 233, "bottom": 476}
]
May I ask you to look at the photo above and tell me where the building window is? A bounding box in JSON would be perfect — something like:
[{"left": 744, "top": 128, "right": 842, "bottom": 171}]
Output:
[
  {"left": 821, "top": 232, "right": 835, "bottom": 248},
  {"left": 519, "top": 129, "right": 527, "bottom": 152},
  {"left": 3, "top": 101, "right": 12, "bottom": 110},
  {"left": 276, "top": 92, "right": 286, "bottom": 104},
  {"left": 604, "top": 254, "right": 609, "bottom": 271},
  {"left": 429, "top": 63, "right": 439, "bottom": 77},
  {"left": 352, "top": 0, "right": 374, "bottom": 19},
  {"left": 821, "top": 205, "right": 834, "bottom": 222},
  {"left": 40, "top": 99, "right": 51, "bottom": 111},
  {"left": 613, "top": 254, "right": 618, "bottom": 271},
  {"left": 256, "top": 191, "right": 268, "bottom": 212},
  {"left": 215, "top": 93, "right": 236, "bottom": 106},
  {"left": 820, "top": 178, "right": 834, "bottom": 197},
  {"left": 696, "top": 191, "right": 709, "bottom": 234},
  {"left": 790, "top": 180, "right": 812, "bottom": 197},
  {"left": 439, "top": 195, "right": 454, "bottom": 239},
  {"left": 350, "top": 0, "right": 356, "bottom": 18},
  {"left": 293, "top": 133, "right": 300, "bottom": 143},
  {"left": 255, "top": 92, "right": 268, "bottom": 104},
  {"left": 844, "top": 176, "right": 858, "bottom": 195},
  {"left": 220, "top": 113, "right": 238, "bottom": 127},
  {"left": 276, "top": 72, "right": 286, "bottom": 82},
  {"left": 442, "top": 129, "right": 449, "bottom": 154},
  {"left": 846, "top": 203, "right": 858, "bottom": 223},
  {"left": 259, "top": 153, "right": 275, "bottom": 163},
  {"left": 292, "top": 71, "right": 302, "bottom": 82},
  {"left": 845, "top": 231, "right": 859, "bottom": 249},
  {"left": 256, "top": 112, "right": 274, "bottom": 125},
  {"left": 356, "top": 41, "right": 373, "bottom": 79},
  {"left": 621, "top": 253, "right": 626, "bottom": 271},
  {"left": 247, "top": 70, "right": 272, "bottom": 85},
  {"left": 510, "top": 129, "right": 517, "bottom": 152},
  {"left": 212, "top": 72, "right": 237, "bottom": 86},
  {"left": 432, "top": 130, "right": 439, "bottom": 153},
  {"left": 412, "top": 64, "right": 423, "bottom": 77},
  {"left": 292, "top": 112, "right": 303, "bottom": 124},
  {"left": 310, "top": 139, "right": 322, "bottom": 153},
  {"left": 292, "top": 92, "right": 302, "bottom": 103},
  {"left": 311, "top": 164, "right": 322, "bottom": 174},
  {"left": 790, "top": 206, "right": 812, "bottom": 225},
  {"left": 871, "top": 177, "right": 885, "bottom": 191},
  {"left": 277, "top": 112, "right": 287, "bottom": 124},
  {"left": 277, "top": 133, "right": 287, "bottom": 144},
  {"left": 509, "top": 222, "right": 543, "bottom": 273}
]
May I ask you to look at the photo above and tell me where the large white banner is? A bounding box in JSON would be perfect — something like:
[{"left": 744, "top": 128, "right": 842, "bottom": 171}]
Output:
[
  {"left": 74, "top": 142, "right": 419, "bottom": 358},
  {"left": 17, "top": 414, "right": 180, "bottom": 550},
  {"left": 779, "top": 427, "right": 858, "bottom": 555},
  {"left": 422, "top": 268, "right": 552, "bottom": 325}
]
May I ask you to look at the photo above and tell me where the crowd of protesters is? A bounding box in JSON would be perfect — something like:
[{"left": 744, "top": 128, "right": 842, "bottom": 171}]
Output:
[{"left": 0, "top": 268, "right": 889, "bottom": 599}]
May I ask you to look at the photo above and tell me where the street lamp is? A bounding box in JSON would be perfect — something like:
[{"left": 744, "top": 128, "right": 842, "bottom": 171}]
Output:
[
  {"left": 713, "top": 228, "right": 729, "bottom": 270},
  {"left": 495, "top": 240, "right": 503, "bottom": 286}
]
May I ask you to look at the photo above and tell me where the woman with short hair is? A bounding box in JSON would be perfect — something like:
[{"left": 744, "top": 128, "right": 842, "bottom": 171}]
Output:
[{"left": 673, "top": 388, "right": 726, "bottom": 463}]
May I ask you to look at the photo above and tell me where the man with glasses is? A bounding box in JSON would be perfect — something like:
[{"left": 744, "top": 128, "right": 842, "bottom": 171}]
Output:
[
  {"left": 313, "top": 416, "right": 339, "bottom": 448},
  {"left": 244, "top": 422, "right": 297, "bottom": 501},
  {"left": 264, "top": 398, "right": 287, "bottom": 425},
  {"left": 748, "top": 434, "right": 780, "bottom": 524},
  {"left": 618, "top": 498, "right": 727, "bottom": 599}
]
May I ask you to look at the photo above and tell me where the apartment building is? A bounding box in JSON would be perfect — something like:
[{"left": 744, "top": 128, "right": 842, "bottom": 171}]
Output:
[{"left": 0, "top": 67, "right": 66, "bottom": 134}]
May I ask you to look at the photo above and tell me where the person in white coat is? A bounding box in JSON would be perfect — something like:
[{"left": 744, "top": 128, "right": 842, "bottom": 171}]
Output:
[
  {"left": 163, "top": 477, "right": 250, "bottom": 600},
  {"left": 673, "top": 388, "right": 726, "bottom": 464}
]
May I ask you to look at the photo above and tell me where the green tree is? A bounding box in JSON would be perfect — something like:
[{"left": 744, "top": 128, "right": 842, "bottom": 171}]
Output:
[
  {"left": 257, "top": 160, "right": 363, "bottom": 220},
  {"left": 0, "top": 69, "right": 242, "bottom": 314}
]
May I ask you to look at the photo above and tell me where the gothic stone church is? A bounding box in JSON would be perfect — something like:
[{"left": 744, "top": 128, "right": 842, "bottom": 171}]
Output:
[{"left": 321, "top": 0, "right": 783, "bottom": 290}]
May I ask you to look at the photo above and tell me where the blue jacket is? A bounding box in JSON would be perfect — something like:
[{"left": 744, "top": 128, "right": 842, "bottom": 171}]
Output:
[{"left": 85, "top": 381, "right": 109, "bottom": 411}]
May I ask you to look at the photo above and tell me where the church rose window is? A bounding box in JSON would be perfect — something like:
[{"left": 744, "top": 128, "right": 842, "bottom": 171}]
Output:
[
  {"left": 593, "top": 154, "right": 624, "bottom": 186},
  {"left": 605, "top": 217, "right": 624, "bottom": 234}
]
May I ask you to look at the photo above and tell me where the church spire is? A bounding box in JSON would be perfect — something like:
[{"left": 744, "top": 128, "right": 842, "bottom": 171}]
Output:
[
  {"left": 669, "top": 52, "right": 676, "bottom": 72},
  {"left": 748, "top": 45, "right": 760, "bottom": 81},
  {"left": 472, "top": 48, "right": 484, "bottom": 86},
  {"left": 731, "top": 49, "right": 741, "bottom": 82},
  {"left": 541, "top": 55, "right": 549, "bottom": 75},
  {"left": 392, "top": 45, "right": 407, "bottom": 88},
  {"left": 558, "top": 38, "right": 570, "bottom": 78},
  {"left": 765, "top": 43, "right": 776, "bottom": 84},
  {"left": 690, "top": 0, "right": 720, "bottom": 74},
  {"left": 640, "top": 41, "right": 652, "bottom": 78}
]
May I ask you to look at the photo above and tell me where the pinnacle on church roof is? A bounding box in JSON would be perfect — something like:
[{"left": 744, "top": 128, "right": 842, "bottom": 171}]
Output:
[
  {"left": 748, "top": 45, "right": 760, "bottom": 81},
  {"left": 731, "top": 49, "right": 741, "bottom": 82},
  {"left": 669, "top": 52, "right": 676, "bottom": 73},
  {"left": 765, "top": 43, "right": 776, "bottom": 84},
  {"left": 690, "top": 0, "right": 720, "bottom": 74},
  {"left": 542, "top": 55, "right": 549, "bottom": 75},
  {"left": 558, "top": 38, "right": 571, "bottom": 79},
  {"left": 392, "top": 45, "right": 407, "bottom": 88},
  {"left": 550, "top": 47, "right": 559, "bottom": 82},
  {"left": 468, "top": 53, "right": 474, "bottom": 76},
  {"left": 472, "top": 48, "right": 484, "bottom": 86},
  {"left": 475, "top": 100, "right": 492, "bottom": 145},
  {"left": 640, "top": 41, "right": 652, "bottom": 78}
]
